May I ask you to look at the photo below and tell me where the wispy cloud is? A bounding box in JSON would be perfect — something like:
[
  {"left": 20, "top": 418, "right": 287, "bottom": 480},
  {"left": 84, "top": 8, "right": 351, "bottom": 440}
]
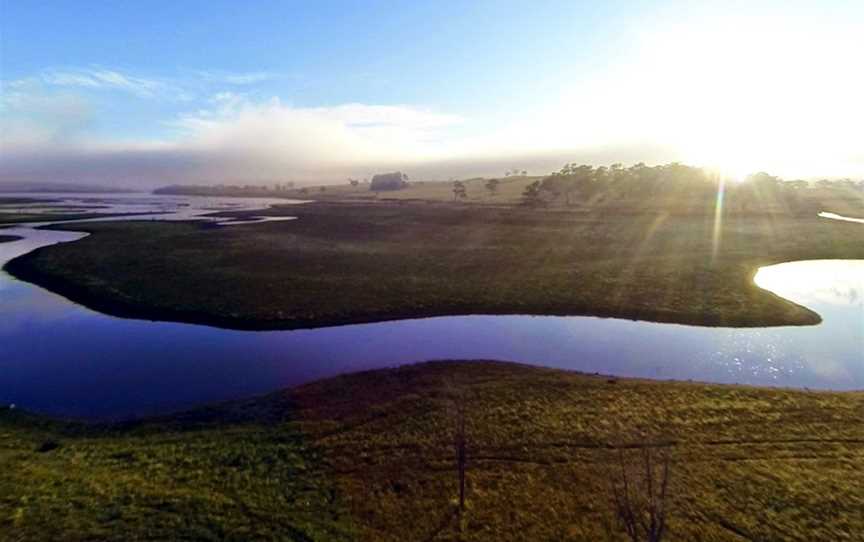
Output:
[
  {"left": 39, "top": 68, "right": 164, "bottom": 98},
  {"left": 8, "top": 67, "right": 284, "bottom": 101},
  {"left": 0, "top": 79, "right": 95, "bottom": 147},
  {"left": 197, "top": 70, "right": 281, "bottom": 85}
]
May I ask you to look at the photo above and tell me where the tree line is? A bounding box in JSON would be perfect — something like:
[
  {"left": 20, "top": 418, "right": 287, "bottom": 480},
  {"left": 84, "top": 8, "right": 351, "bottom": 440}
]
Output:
[{"left": 518, "top": 162, "right": 862, "bottom": 210}]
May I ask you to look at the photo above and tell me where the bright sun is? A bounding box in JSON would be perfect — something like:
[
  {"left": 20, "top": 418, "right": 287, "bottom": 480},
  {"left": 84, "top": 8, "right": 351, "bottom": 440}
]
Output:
[{"left": 625, "top": 17, "right": 861, "bottom": 180}]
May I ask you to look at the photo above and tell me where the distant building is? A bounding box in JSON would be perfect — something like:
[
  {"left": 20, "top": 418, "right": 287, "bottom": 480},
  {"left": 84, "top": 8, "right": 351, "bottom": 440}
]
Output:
[{"left": 370, "top": 172, "right": 408, "bottom": 191}]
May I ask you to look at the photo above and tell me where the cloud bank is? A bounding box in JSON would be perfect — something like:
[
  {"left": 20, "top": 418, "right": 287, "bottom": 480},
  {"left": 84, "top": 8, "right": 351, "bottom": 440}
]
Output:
[
  {"left": 0, "top": 90, "right": 680, "bottom": 187},
  {"left": 2, "top": 15, "right": 863, "bottom": 188},
  {"left": 1, "top": 90, "right": 476, "bottom": 186}
]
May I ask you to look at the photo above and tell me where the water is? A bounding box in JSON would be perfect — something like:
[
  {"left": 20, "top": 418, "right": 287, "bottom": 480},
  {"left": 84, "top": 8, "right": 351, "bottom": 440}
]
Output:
[
  {"left": 1, "top": 195, "right": 862, "bottom": 419},
  {"left": 819, "top": 212, "right": 864, "bottom": 224}
]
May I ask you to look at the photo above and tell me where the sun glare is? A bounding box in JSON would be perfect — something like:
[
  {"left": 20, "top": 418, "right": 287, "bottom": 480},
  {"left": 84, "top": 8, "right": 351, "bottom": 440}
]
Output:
[{"left": 629, "top": 17, "right": 862, "bottom": 179}]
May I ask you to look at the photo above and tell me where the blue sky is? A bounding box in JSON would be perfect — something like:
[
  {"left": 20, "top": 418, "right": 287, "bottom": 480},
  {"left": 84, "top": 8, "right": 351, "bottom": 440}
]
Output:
[
  {"left": 2, "top": 1, "right": 863, "bottom": 186},
  {"left": 2, "top": 1, "right": 631, "bottom": 139}
]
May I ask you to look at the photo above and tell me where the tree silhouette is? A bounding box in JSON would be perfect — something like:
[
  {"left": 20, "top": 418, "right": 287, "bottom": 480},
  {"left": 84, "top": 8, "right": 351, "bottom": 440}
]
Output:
[
  {"left": 485, "top": 178, "right": 499, "bottom": 197},
  {"left": 522, "top": 180, "right": 541, "bottom": 205},
  {"left": 608, "top": 447, "right": 671, "bottom": 542},
  {"left": 452, "top": 180, "right": 467, "bottom": 200},
  {"left": 454, "top": 396, "right": 467, "bottom": 513}
]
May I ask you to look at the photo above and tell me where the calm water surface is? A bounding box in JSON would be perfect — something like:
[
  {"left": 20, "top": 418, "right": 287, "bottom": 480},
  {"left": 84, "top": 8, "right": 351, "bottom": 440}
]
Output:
[{"left": 1, "top": 194, "right": 862, "bottom": 419}]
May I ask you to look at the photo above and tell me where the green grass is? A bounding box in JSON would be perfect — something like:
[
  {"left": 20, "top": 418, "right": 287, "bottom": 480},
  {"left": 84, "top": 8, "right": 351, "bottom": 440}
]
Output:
[
  {"left": 6, "top": 201, "right": 864, "bottom": 330},
  {"left": 1, "top": 399, "right": 355, "bottom": 541},
  {"left": 4, "top": 361, "right": 863, "bottom": 540}
]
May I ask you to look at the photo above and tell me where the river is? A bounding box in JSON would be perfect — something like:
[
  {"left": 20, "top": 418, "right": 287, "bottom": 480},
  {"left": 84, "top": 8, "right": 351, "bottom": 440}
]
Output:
[{"left": 1, "top": 194, "right": 861, "bottom": 419}]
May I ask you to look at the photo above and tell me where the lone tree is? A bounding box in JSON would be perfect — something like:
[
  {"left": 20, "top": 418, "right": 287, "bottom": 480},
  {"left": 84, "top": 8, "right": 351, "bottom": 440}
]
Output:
[
  {"left": 348, "top": 178, "right": 360, "bottom": 187},
  {"left": 608, "top": 447, "right": 671, "bottom": 542},
  {"left": 446, "top": 385, "right": 468, "bottom": 514},
  {"left": 485, "top": 178, "right": 499, "bottom": 197},
  {"left": 452, "top": 180, "right": 467, "bottom": 200},
  {"left": 454, "top": 400, "right": 467, "bottom": 513},
  {"left": 370, "top": 172, "right": 409, "bottom": 191},
  {"left": 522, "top": 180, "right": 542, "bottom": 205}
]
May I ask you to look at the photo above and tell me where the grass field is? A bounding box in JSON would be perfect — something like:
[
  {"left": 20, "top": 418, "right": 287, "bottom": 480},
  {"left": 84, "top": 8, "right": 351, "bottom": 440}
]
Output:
[
  {"left": 4, "top": 361, "right": 863, "bottom": 541},
  {"left": 6, "top": 201, "right": 863, "bottom": 330}
]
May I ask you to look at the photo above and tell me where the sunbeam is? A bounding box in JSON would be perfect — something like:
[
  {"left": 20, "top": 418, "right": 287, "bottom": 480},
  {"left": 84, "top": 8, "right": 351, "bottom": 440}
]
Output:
[{"left": 711, "top": 178, "right": 726, "bottom": 264}]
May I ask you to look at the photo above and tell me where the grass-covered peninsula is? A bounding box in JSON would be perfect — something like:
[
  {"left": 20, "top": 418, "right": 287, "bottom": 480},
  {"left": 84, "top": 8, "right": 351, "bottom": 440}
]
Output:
[
  {"left": 4, "top": 361, "right": 863, "bottom": 541},
  {"left": 5, "top": 201, "right": 864, "bottom": 330},
  {"left": 0, "top": 234, "right": 22, "bottom": 244}
]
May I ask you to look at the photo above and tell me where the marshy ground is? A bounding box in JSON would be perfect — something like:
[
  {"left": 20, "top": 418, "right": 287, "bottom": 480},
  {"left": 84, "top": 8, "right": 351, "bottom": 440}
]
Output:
[{"left": 6, "top": 200, "right": 863, "bottom": 330}]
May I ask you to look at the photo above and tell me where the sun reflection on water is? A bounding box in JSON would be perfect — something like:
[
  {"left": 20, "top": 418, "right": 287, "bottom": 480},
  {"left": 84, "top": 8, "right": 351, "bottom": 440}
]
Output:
[{"left": 754, "top": 260, "right": 864, "bottom": 308}]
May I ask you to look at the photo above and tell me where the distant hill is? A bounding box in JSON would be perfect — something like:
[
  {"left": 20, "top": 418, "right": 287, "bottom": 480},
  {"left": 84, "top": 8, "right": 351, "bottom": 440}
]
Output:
[{"left": 0, "top": 182, "right": 138, "bottom": 194}]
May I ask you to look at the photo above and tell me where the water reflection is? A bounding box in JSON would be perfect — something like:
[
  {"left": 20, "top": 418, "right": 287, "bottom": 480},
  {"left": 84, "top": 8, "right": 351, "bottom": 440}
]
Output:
[
  {"left": 217, "top": 216, "right": 298, "bottom": 226},
  {"left": 1, "top": 197, "right": 862, "bottom": 419},
  {"left": 819, "top": 212, "right": 864, "bottom": 224},
  {"left": 755, "top": 260, "right": 864, "bottom": 309}
]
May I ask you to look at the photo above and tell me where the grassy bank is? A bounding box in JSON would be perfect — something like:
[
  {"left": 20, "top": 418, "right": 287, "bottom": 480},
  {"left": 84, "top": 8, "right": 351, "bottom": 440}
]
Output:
[
  {"left": 6, "top": 201, "right": 864, "bottom": 329},
  {"left": 0, "top": 234, "right": 22, "bottom": 243},
  {"left": 4, "top": 361, "right": 863, "bottom": 540}
]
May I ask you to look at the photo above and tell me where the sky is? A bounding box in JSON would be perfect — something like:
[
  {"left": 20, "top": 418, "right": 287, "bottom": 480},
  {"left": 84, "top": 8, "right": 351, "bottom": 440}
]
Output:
[{"left": 1, "top": 0, "right": 863, "bottom": 188}]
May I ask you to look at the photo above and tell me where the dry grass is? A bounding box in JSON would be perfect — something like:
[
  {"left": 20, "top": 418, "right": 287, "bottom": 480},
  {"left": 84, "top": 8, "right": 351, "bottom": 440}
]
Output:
[
  {"left": 5, "top": 361, "right": 863, "bottom": 540},
  {"left": 290, "top": 361, "right": 864, "bottom": 541}
]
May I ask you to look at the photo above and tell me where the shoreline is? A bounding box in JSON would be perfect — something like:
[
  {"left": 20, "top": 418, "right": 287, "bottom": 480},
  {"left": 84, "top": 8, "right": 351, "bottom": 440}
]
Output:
[{"left": 6, "top": 359, "right": 862, "bottom": 424}]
